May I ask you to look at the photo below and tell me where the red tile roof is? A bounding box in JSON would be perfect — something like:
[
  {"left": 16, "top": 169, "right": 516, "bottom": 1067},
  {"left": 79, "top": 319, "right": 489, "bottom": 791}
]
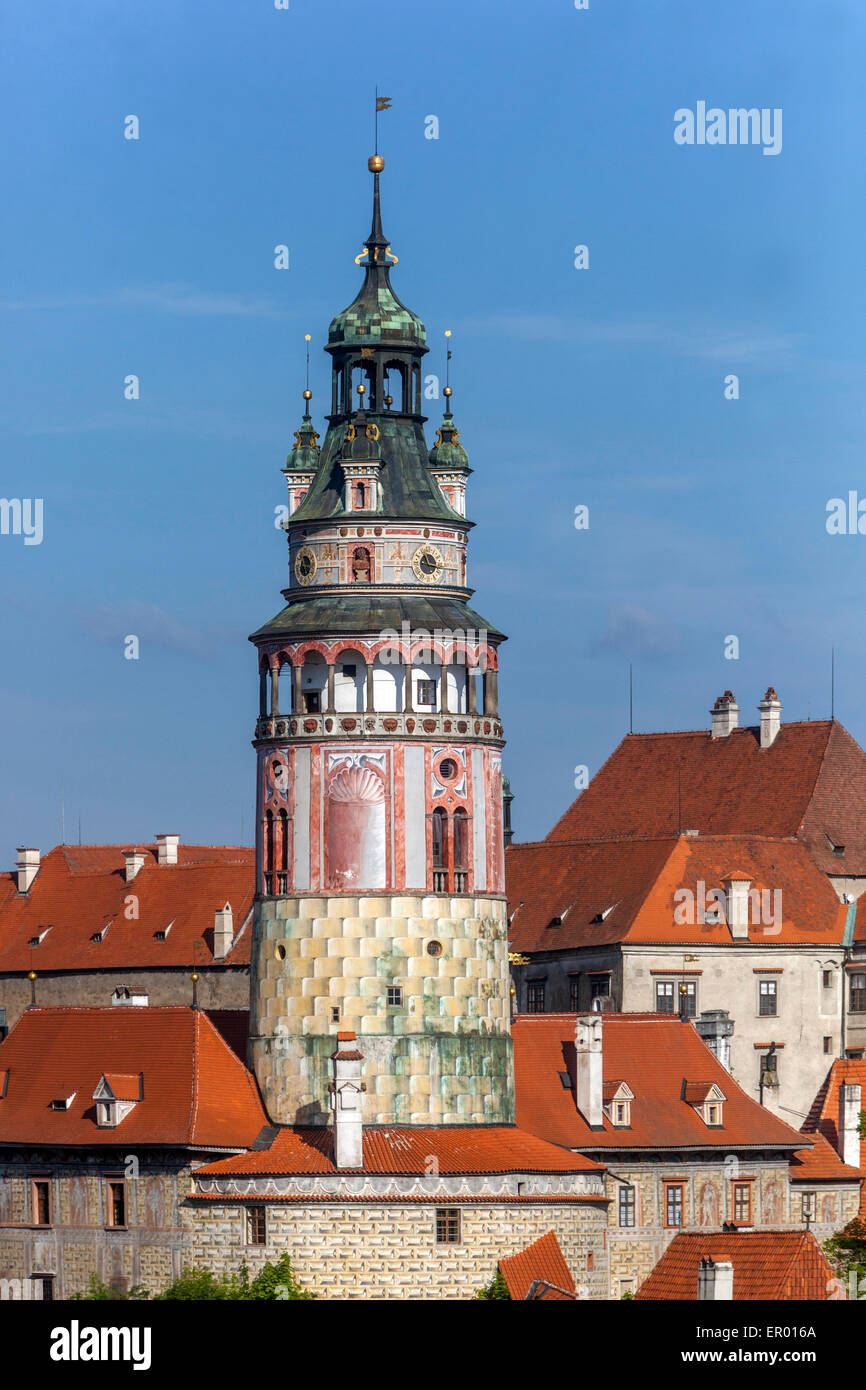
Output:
[
  {"left": 543, "top": 720, "right": 866, "bottom": 876},
  {"left": 498, "top": 1230, "right": 577, "bottom": 1301},
  {"left": 789, "top": 1133, "right": 861, "bottom": 1182},
  {"left": 802, "top": 1057, "right": 866, "bottom": 1210},
  {"left": 0, "top": 844, "right": 254, "bottom": 970},
  {"left": 634, "top": 1230, "right": 836, "bottom": 1300},
  {"left": 194, "top": 1125, "right": 605, "bottom": 1178},
  {"left": 508, "top": 833, "right": 847, "bottom": 951},
  {"left": 513, "top": 1013, "right": 807, "bottom": 1151},
  {"left": 0, "top": 1006, "right": 267, "bottom": 1148}
]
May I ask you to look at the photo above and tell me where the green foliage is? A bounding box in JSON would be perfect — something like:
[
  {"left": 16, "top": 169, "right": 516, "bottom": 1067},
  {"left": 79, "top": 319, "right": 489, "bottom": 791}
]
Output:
[
  {"left": 621, "top": 1288, "right": 634, "bottom": 1300},
  {"left": 823, "top": 1215, "right": 866, "bottom": 1297},
  {"left": 475, "top": 1268, "right": 510, "bottom": 1300},
  {"left": 71, "top": 1275, "right": 150, "bottom": 1301},
  {"left": 244, "top": 1251, "right": 315, "bottom": 1301},
  {"left": 156, "top": 1267, "right": 238, "bottom": 1301}
]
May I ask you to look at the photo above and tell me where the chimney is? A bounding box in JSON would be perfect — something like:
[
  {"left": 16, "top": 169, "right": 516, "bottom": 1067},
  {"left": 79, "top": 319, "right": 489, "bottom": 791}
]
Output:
[
  {"left": 575, "top": 1013, "right": 604, "bottom": 1128},
  {"left": 758, "top": 687, "right": 782, "bottom": 749},
  {"left": 695, "top": 1009, "right": 735, "bottom": 1073},
  {"left": 15, "top": 848, "right": 40, "bottom": 894},
  {"left": 155, "top": 833, "right": 179, "bottom": 866},
  {"left": 710, "top": 691, "right": 739, "bottom": 739},
  {"left": 837, "top": 1082, "right": 862, "bottom": 1168},
  {"left": 724, "top": 876, "right": 751, "bottom": 941},
  {"left": 698, "top": 1256, "right": 734, "bottom": 1301},
  {"left": 330, "top": 1032, "right": 365, "bottom": 1169},
  {"left": 213, "top": 902, "right": 234, "bottom": 960},
  {"left": 124, "top": 850, "right": 146, "bottom": 882}
]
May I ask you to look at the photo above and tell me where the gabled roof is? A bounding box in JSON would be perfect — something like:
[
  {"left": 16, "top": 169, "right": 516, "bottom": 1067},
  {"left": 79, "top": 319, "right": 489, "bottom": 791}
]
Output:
[
  {"left": 498, "top": 1231, "right": 577, "bottom": 1301},
  {"left": 96, "top": 1073, "right": 141, "bottom": 1102},
  {"left": 513, "top": 1013, "right": 807, "bottom": 1152},
  {"left": 193, "top": 1125, "right": 604, "bottom": 1179},
  {"left": 789, "top": 1133, "right": 861, "bottom": 1183},
  {"left": 0, "top": 844, "right": 254, "bottom": 971},
  {"left": 802, "top": 1056, "right": 866, "bottom": 1209},
  {"left": 634, "top": 1230, "right": 836, "bottom": 1301},
  {"left": 543, "top": 720, "right": 866, "bottom": 876},
  {"left": 507, "top": 833, "right": 847, "bottom": 951},
  {"left": 0, "top": 1007, "right": 267, "bottom": 1148}
]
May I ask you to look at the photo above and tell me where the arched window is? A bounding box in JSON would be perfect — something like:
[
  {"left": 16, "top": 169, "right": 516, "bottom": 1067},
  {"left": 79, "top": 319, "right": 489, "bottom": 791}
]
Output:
[
  {"left": 264, "top": 811, "right": 275, "bottom": 895},
  {"left": 355, "top": 483, "right": 366, "bottom": 510},
  {"left": 432, "top": 809, "right": 447, "bottom": 891},
  {"left": 453, "top": 809, "right": 469, "bottom": 891},
  {"left": 278, "top": 809, "right": 289, "bottom": 894},
  {"left": 351, "top": 546, "right": 372, "bottom": 583}
]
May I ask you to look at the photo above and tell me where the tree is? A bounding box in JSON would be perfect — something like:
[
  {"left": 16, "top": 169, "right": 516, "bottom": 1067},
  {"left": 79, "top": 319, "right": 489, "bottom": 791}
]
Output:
[
  {"left": 71, "top": 1275, "right": 150, "bottom": 1301},
  {"left": 824, "top": 1215, "right": 866, "bottom": 1298},
  {"left": 475, "top": 1268, "right": 510, "bottom": 1300}
]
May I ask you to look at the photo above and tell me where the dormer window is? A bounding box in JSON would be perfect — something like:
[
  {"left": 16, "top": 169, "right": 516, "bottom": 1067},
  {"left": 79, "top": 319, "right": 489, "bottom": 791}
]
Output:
[
  {"left": 603, "top": 1081, "right": 634, "bottom": 1127},
  {"left": 29, "top": 926, "right": 52, "bottom": 948},
  {"left": 91, "top": 920, "right": 112, "bottom": 943},
  {"left": 93, "top": 1074, "right": 142, "bottom": 1128},
  {"left": 49, "top": 1093, "right": 76, "bottom": 1111},
  {"left": 684, "top": 1082, "right": 726, "bottom": 1126}
]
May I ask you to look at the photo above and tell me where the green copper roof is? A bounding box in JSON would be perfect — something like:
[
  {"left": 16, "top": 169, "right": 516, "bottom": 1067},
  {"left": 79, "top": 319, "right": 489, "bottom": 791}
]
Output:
[
  {"left": 328, "top": 282, "right": 425, "bottom": 348},
  {"left": 251, "top": 591, "right": 505, "bottom": 644},
  {"left": 290, "top": 414, "right": 464, "bottom": 526},
  {"left": 428, "top": 412, "right": 470, "bottom": 473},
  {"left": 282, "top": 413, "right": 321, "bottom": 473}
]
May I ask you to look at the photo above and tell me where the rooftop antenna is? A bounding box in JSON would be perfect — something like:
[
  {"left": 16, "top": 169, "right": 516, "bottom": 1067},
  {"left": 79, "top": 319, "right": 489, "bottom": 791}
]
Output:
[
  {"left": 443, "top": 330, "right": 453, "bottom": 412},
  {"left": 60, "top": 787, "right": 65, "bottom": 845},
  {"left": 628, "top": 663, "right": 634, "bottom": 735},
  {"left": 78, "top": 814, "right": 82, "bottom": 846},
  {"left": 304, "top": 334, "right": 311, "bottom": 393}
]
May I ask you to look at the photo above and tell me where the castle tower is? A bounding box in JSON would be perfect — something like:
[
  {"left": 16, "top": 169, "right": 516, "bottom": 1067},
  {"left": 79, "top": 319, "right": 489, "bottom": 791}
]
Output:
[{"left": 249, "top": 155, "right": 511, "bottom": 1127}]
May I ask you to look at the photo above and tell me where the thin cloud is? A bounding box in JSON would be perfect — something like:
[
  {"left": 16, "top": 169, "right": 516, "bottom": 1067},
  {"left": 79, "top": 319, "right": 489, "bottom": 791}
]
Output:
[
  {"left": 457, "top": 313, "right": 801, "bottom": 364},
  {"left": 0, "top": 284, "right": 289, "bottom": 318}
]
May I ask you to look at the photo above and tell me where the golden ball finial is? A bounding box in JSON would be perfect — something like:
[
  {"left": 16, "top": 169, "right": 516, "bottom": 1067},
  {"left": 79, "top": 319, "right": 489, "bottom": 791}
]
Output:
[
  {"left": 443, "top": 386, "right": 453, "bottom": 398},
  {"left": 28, "top": 970, "right": 37, "bottom": 981},
  {"left": 368, "top": 154, "right": 385, "bottom": 173},
  {"left": 444, "top": 330, "right": 452, "bottom": 338},
  {"left": 304, "top": 333, "right": 311, "bottom": 342},
  {"left": 190, "top": 972, "right": 199, "bottom": 983},
  {"left": 303, "top": 388, "right": 312, "bottom": 401},
  {"left": 356, "top": 382, "right": 365, "bottom": 396}
]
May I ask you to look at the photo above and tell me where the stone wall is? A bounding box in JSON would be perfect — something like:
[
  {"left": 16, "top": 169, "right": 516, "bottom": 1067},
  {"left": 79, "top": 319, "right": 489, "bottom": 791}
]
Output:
[
  {"left": 251, "top": 893, "right": 513, "bottom": 1125},
  {"left": 0, "top": 1157, "right": 197, "bottom": 1299},
  {"left": 0, "top": 967, "right": 249, "bottom": 1033},
  {"left": 189, "top": 1197, "right": 609, "bottom": 1299}
]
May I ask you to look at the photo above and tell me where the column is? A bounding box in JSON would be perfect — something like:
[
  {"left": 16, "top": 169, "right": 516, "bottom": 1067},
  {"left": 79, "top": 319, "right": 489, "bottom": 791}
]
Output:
[
  {"left": 259, "top": 668, "right": 268, "bottom": 719},
  {"left": 404, "top": 662, "right": 414, "bottom": 713},
  {"left": 269, "top": 664, "right": 279, "bottom": 717},
  {"left": 467, "top": 665, "right": 477, "bottom": 714},
  {"left": 441, "top": 664, "right": 451, "bottom": 714},
  {"left": 292, "top": 663, "right": 302, "bottom": 715},
  {"left": 483, "top": 669, "right": 498, "bottom": 716},
  {"left": 327, "top": 663, "right": 336, "bottom": 714},
  {"left": 365, "top": 661, "right": 376, "bottom": 713}
]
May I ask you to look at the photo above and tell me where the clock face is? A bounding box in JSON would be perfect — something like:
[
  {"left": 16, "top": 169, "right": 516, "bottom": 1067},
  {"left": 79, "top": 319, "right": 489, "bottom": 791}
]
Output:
[
  {"left": 294, "top": 545, "right": 317, "bottom": 586},
  {"left": 412, "top": 542, "right": 444, "bottom": 583}
]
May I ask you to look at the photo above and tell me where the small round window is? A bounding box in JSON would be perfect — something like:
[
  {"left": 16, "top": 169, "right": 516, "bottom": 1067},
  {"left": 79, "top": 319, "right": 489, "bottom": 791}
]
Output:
[
  {"left": 427, "top": 940, "right": 443, "bottom": 958},
  {"left": 275, "top": 943, "right": 287, "bottom": 961},
  {"left": 438, "top": 758, "right": 458, "bottom": 780}
]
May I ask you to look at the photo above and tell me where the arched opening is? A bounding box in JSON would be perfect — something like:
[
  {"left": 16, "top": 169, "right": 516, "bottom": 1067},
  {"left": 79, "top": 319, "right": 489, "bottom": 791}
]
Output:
[
  {"left": 383, "top": 360, "right": 408, "bottom": 412},
  {"left": 350, "top": 362, "right": 376, "bottom": 411},
  {"left": 431, "top": 808, "right": 447, "bottom": 892},
  {"left": 444, "top": 665, "right": 467, "bottom": 714},
  {"left": 372, "top": 654, "right": 402, "bottom": 712},
  {"left": 351, "top": 546, "right": 372, "bottom": 583},
  {"left": 412, "top": 661, "right": 440, "bottom": 712},
  {"left": 453, "top": 809, "right": 470, "bottom": 892},
  {"left": 278, "top": 809, "right": 289, "bottom": 894},
  {"left": 264, "top": 810, "right": 275, "bottom": 895},
  {"left": 334, "top": 648, "right": 367, "bottom": 713},
  {"left": 300, "top": 652, "right": 327, "bottom": 715}
]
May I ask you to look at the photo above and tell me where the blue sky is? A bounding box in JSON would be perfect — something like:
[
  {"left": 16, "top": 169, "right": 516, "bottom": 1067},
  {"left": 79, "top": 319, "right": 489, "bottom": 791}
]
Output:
[{"left": 1, "top": 0, "right": 865, "bottom": 861}]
